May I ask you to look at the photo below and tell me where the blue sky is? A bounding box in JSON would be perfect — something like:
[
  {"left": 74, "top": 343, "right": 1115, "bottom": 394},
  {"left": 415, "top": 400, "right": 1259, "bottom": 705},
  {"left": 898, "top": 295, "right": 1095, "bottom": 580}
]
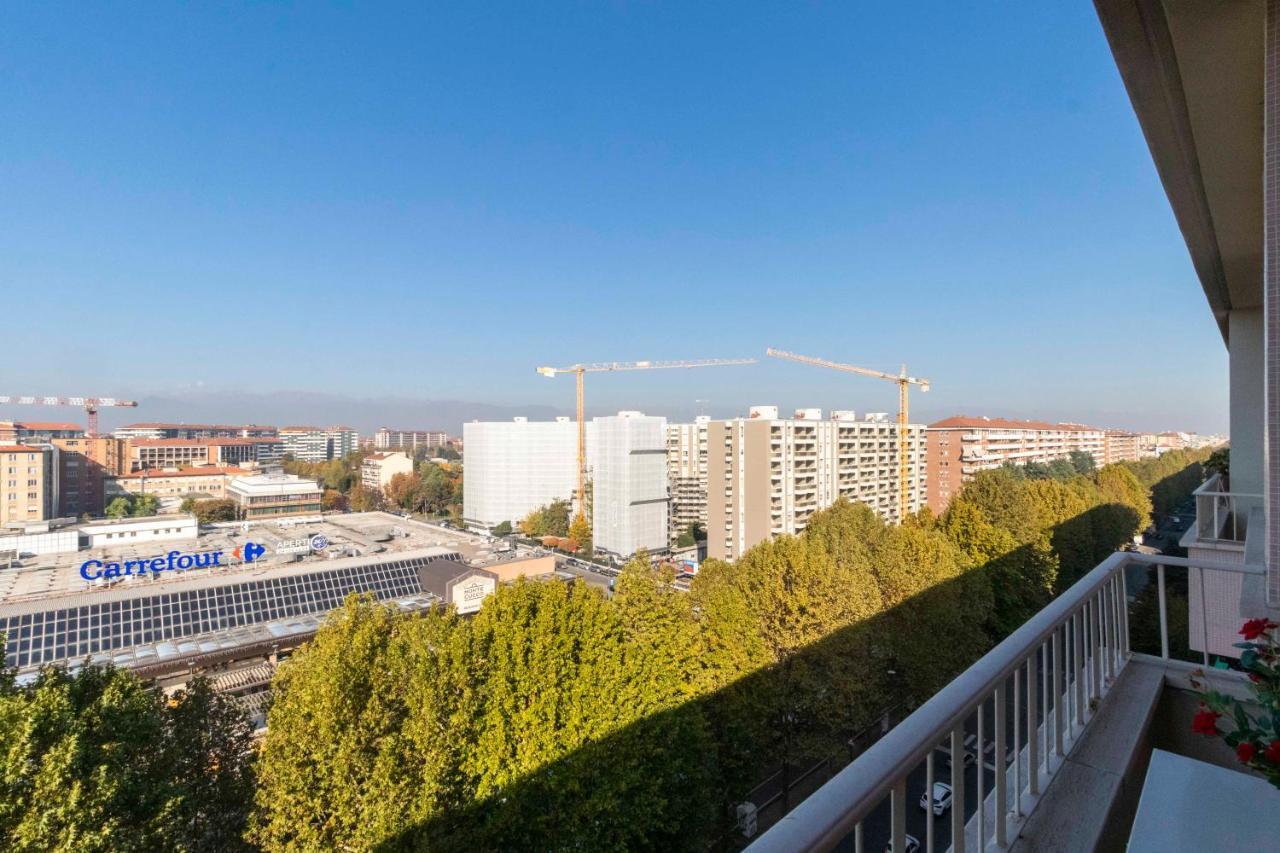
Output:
[{"left": 0, "top": 3, "right": 1227, "bottom": 433}]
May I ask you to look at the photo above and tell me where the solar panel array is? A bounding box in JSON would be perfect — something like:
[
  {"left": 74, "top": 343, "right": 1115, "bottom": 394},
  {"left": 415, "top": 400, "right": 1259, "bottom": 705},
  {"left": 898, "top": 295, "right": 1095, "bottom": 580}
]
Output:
[{"left": 0, "top": 553, "right": 459, "bottom": 670}]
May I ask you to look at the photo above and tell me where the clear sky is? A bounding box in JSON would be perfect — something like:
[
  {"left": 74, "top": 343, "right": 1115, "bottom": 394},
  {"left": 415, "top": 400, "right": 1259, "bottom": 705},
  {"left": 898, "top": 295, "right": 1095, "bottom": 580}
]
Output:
[{"left": 0, "top": 3, "right": 1228, "bottom": 434}]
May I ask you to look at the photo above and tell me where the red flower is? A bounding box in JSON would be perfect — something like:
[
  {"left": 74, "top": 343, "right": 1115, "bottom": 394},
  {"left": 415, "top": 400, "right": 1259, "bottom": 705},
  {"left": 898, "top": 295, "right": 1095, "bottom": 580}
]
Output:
[
  {"left": 1238, "top": 742, "right": 1257, "bottom": 763},
  {"left": 1266, "top": 741, "right": 1280, "bottom": 764},
  {"left": 1240, "top": 619, "right": 1278, "bottom": 641},
  {"left": 1192, "top": 709, "right": 1221, "bottom": 736}
]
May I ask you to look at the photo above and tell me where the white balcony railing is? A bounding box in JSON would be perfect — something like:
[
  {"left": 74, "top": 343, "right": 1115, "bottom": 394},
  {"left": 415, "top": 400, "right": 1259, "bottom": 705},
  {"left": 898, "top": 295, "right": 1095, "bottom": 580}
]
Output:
[
  {"left": 1193, "top": 473, "right": 1262, "bottom": 544},
  {"left": 746, "top": 551, "right": 1261, "bottom": 853}
]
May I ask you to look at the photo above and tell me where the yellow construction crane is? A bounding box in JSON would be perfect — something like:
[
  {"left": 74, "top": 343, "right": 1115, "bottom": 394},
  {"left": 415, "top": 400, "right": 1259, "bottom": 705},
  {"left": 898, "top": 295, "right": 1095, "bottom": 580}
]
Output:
[
  {"left": 765, "top": 347, "right": 930, "bottom": 522},
  {"left": 536, "top": 358, "right": 756, "bottom": 518}
]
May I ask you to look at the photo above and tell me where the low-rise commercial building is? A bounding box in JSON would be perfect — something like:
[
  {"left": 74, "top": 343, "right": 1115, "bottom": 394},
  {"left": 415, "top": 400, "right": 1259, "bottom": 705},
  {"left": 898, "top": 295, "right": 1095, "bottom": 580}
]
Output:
[
  {"left": 107, "top": 466, "right": 251, "bottom": 512},
  {"left": 926, "top": 416, "right": 1107, "bottom": 513},
  {"left": 78, "top": 515, "right": 199, "bottom": 549},
  {"left": 360, "top": 452, "right": 414, "bottom": 493},
  {"left": 592, "top": 412, "right": 668, "bottom": 558},
  {"left": 280, "top": 426, "right": 359, "bottom": 462},
  {"left": 227, "top": 472, "right": 324, "bottom": 519},
  {"left": 707, "top": 407, "right": 926, "bottom": 561}
]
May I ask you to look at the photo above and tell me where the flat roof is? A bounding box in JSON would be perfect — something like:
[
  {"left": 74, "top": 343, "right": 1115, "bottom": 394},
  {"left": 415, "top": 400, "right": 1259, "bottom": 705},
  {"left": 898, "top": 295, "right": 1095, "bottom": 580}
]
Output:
[{"left": 0, "top": 512, "right": 496, "bottom": 608}]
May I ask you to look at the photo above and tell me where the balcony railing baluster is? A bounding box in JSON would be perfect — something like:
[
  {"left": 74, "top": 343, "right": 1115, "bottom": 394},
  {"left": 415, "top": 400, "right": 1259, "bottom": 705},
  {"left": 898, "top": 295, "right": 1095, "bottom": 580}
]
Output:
[
  {"left": 1027, "top": 650, "right": 1039, "bottom": 797},
  {"left": 925, "top": 750, "right": 935, "bottom": 853},
  {"left": 994, "top": 681, "right": 1007, "bottom": 847},
  {"left": 951, "top": 725, "right": 965, "bottom": 853}
]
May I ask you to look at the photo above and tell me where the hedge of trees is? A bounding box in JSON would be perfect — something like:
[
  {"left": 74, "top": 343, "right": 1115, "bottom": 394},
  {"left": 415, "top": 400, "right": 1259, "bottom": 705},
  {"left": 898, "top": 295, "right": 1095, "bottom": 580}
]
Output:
[{"left": 2, "top": 454, "right": 1192, "bottom": 851}]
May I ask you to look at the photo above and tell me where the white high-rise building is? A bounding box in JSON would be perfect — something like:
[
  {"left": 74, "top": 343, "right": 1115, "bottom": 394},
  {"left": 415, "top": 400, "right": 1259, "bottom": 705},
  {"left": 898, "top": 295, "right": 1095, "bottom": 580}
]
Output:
[
  {"left": 666, "top": 417, "right": 710, "bottom": 542},
  {"left": 463, "top": 417, "right": 578, "bottom": 529},
  {"left": 279, "top": 426, "right": 360, "bottom": 462},
  {"left": 592, "top": 411, "right": 668, "bottom": 558}
]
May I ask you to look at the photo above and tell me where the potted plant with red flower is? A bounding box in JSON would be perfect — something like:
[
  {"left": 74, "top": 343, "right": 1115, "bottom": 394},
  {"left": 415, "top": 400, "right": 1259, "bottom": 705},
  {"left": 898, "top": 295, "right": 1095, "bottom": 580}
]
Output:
[{"left": 1193, "top": 618, "right": 1280, "bottom": 788}]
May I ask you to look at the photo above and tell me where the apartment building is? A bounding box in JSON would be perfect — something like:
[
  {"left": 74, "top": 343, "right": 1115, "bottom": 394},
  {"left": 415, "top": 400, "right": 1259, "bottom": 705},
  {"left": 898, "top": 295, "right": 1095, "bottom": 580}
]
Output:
[
  {"left": 925, "top": 416, "right": 1107, "bottom": 513},
  {"left": 226, "top": 472, "right": 324, "bottom": 519},
  {"left": 373, "top": 427, "right": 449, "bottom": 452},
  {"left": 462, "top": 417, "right": 578, "bottom": 529},
  {"left": 592, "top": 412, "right": 668, "bottom": 558},
  {"left": 48, "top": 436, "right": 125, "bottom": 517},
  {"left": 280, "top": 426, "right": 359, "bottom": 463},
  {"left": 113, "top": 423, "right": 278, "bottom": 440},
  {"left": 666, "top": 417, "right": 710, "bottom": 542},
  {"left": 1103, "top": 429, "right": 1143, "bottom": 465},
  {"left": 0, "top": 445, "right": 54, "bottom": 527},
  {"left": 0, "top": 421, "right": 84, "bottom": 442},
  {"left": 360, "top": 452, "right": 414, "bottom": 493},
  {"left": 707, "top": 407, "right": 925, "bottom": 562},
  {"left": 126, "top": 438, "right": 283, "bottom": 472}
]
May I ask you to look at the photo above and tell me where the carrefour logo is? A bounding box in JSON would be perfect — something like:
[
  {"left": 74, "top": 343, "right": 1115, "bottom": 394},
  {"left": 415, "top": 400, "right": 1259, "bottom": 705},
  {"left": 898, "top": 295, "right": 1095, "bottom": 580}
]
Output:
[{"left": 80, "top": 541, "right": 265, "bottom": 582}]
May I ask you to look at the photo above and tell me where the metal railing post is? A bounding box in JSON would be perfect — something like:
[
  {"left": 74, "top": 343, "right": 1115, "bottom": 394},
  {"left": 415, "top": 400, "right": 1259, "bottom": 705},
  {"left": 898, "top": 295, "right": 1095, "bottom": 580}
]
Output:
[
  {"left": 1013, "top": 666, "right": 1022, "bottom": 817},
  {"left": 951, "top": 726, "right": 965, "bottom": 853},
  {"left": 1157, "top": 563, "right": 1169, "bottom": 660},
  {"left": 925, "top": 751, "right": 935, "bottom": 853},
  {"left": 977, "top": 701, "right": 986, "bottom": 851},
  {"left": 890, "top": 778, "right": 906, "bottom": 853},
  {"left": 995, "top": 681, "right": 1007, "bottom": 847},
  {"left": 1053, "top": 629, "right": 1064, "bottom": 758},
  {"left": 1027, "top": 650, "right": 1039, "bottom": 796}
]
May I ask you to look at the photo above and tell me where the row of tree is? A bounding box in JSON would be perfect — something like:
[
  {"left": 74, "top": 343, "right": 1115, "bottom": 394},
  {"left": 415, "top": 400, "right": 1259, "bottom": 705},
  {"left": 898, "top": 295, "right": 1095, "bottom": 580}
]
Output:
[
  {"left": 105, "top": 493, "right": 159, "bottom": 519},
  {"left": 249, "top": 460, "right": 1157, "bottom": 849}
]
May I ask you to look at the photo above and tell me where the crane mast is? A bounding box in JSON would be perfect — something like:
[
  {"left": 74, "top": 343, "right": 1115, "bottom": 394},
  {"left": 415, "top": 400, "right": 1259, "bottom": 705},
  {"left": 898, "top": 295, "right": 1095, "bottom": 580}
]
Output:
[
  {"left": 0, "top": 395, "right": 139, "bottom": 437},
  {"left": 765, "top": 348, "right": 930, "bottom": 523}
]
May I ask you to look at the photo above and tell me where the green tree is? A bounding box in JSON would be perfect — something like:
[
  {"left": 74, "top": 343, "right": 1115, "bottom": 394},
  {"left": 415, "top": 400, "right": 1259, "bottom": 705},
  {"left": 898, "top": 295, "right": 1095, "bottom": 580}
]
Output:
[
  {"left": 567, "top": 512, "right": 592, "bottom": 555},
  {"left": 348, "top": 485, "right": 384, "bottom": 513},
  {"left": 385, "top": 471, "right": 422, "bottom": 510},
  {"left": 130, "top": 494, "right": 159, "bottom": 517},
  {"left": 321, "top": 488, "right": 349, "bottom": 512},
  {"left": 1068, "top": 450, "right": 1097, "bottom": 475},
  {"left": 492, "top": 520, "right": 512, "bottom": 537},
  {"left": 105, "top": 496, "right": 132, "bottom": 518},
  {"left": 0, "top": 666, "right": 253, "bottom": 852},
  {"left": 189, "top": 498, "right": 238, "bottom": 524},
  {"left": 518, "top": 498, "right": 571, "bottom": 538}
]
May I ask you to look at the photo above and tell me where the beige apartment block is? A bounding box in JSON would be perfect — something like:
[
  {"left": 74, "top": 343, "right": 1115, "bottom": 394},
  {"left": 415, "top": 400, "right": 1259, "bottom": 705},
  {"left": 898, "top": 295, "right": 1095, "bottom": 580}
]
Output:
[
  {"left": 707, "top": 407, "right": 925, "bottom": 562},
  {"left": 0, "top": 445, "right": 54, "bottom": 526},
  {"left": 360, "top": 452, "right": 415, "bottom": 493}
]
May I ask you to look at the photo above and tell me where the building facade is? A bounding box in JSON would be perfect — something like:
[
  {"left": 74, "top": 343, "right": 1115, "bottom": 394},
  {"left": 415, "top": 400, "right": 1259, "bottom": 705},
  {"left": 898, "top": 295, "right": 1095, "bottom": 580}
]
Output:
[
  {"left": 360, "top": 452, "right": 414, "bottom": 493},
  {"left": 592, "top": 412, "right": 668, "bottom": 558},
  {"left": 0, "top": 421, "right": 85, "bottom": 442},
  {"left": 925, "top": 416, "right": 1107, "bottom": 513},
  {"left": 227, "top": 472, "right": 324, "bottom": 519},
  {"left": 1103, "top": 429, "right": 1143, "bottom": 465},
  {"left": 462, "top": 417, "right": 578, "bottom": 529},
  {"left": 49, "top": 437, "right": 125, "bottom": 518},
  {"left": 107, "top": 466, "right": 249, "bottom": 512},
  {"left": 374, "top": 428, "right": 449, "bottom": 452},
  {"left": 126, "top": 438, "right": 282, "bottom": 472},
  {"left": 0, "top": 445, "right": 54, "bottom": 527},
  {"left": 113, "top": 423, "right": 278, "bottom": 441},
  {"left": 666, "top": 417, "right": 710, "bottom": 543},
  {"left": 280, "top": 426, "right": 359, "bottom": 462},
  {"left": 707, "top": 407, "right": 926, "bottom": 562}
]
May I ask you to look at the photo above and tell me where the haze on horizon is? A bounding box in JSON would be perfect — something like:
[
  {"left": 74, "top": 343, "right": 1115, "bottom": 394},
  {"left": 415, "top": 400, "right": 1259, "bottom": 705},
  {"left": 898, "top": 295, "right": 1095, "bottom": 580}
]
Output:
[{"left": 0, "top": 4, "right": 1228, "bottom": 435}]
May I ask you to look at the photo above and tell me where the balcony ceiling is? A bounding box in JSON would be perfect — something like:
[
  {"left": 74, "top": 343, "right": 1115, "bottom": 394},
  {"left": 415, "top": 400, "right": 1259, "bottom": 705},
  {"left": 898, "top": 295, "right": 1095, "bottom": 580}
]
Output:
[{"left": 1096, "top": 0, "right": 1263, "bottom": 343}]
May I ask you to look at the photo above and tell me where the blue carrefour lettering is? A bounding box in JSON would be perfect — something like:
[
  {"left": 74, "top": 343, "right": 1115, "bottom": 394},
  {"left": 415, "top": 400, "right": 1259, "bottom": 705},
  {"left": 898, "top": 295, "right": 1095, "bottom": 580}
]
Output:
[{"left": 81, "top": 549, "right": 227, "bottom": 582}]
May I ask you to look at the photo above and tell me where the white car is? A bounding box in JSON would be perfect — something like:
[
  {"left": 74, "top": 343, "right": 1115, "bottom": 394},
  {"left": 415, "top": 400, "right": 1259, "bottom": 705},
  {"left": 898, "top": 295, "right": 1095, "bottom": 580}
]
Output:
[
  {"left": 945, "top": 749, "right": 975, "bottom": 770},
  {"left": 919, "top": 781, "right": 953, "bottom": 816},
  {"left": 884, "top": 834, "right": 920, "bottom": 853}
]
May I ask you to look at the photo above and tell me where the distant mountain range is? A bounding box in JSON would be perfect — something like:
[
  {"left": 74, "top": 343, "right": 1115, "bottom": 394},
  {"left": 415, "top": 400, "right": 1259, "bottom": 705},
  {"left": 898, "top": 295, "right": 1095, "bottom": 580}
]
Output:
[{"left": 0, "top": 391, "right": 566, "bottom": 437}]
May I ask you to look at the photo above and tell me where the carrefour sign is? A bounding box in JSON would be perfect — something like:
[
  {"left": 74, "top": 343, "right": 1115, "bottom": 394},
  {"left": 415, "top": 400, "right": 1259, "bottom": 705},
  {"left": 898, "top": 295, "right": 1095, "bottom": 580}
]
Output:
[{"left": 80, "top": 541, "right": 266, "bottom": 582}]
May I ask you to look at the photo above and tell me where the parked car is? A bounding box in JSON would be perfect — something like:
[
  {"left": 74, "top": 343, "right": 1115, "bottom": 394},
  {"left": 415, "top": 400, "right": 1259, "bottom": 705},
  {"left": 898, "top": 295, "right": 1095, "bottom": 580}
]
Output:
[
  {"left": 945, "top": 749, "right": 975, "bottom": 769},
  {"left": 919, "top": 781, "right": 953, "bottom": 816},
  {"left": 884, "top": 834, "right": 920, "bottom": 853}
]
